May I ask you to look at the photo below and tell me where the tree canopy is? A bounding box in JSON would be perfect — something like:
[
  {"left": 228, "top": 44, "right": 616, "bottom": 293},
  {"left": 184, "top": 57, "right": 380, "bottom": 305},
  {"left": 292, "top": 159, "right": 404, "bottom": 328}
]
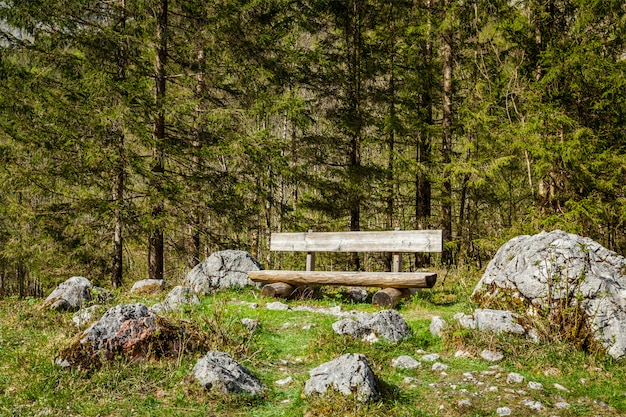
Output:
[{"left": 1, "top": 0, "right": 625, "bottom": 295}]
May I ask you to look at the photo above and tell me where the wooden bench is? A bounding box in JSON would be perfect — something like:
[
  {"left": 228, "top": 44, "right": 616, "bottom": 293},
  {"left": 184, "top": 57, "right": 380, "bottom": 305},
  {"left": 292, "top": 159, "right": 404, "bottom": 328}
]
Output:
[{"left": 247, "top": 230, "right": 442, "bottom": 307}]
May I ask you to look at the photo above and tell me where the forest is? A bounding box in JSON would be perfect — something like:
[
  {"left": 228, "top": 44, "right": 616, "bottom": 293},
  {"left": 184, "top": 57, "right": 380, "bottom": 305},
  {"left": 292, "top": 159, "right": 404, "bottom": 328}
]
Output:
[{"left": 0, "top": 0, "right": 625, "bottom": 297}]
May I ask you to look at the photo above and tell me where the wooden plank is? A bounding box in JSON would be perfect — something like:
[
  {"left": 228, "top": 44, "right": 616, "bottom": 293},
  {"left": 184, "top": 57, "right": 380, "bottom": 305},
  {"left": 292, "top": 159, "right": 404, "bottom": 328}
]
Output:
[
  {"left": 247, "top": 270, "right": 437, "bottom": 289},
  {"left": 269, "top": 230, "right": 443, "bottom": 253}
]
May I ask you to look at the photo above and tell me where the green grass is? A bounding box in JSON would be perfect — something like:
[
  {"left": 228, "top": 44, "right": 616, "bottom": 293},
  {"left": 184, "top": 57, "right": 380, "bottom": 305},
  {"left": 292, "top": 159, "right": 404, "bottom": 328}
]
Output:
[{"left": 1, "top": 267, "right": 626, "bottom": 416}]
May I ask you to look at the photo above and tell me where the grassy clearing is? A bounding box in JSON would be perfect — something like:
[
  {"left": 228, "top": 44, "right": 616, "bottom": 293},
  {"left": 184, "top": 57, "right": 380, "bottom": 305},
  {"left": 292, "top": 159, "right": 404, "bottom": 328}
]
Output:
[{"left": 1, "top": 267, "right": 625, "bottom": 416}]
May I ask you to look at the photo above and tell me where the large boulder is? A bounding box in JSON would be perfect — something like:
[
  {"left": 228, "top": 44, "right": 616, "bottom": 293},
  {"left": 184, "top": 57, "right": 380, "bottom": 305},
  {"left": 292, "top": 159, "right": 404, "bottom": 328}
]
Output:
[
  {"left": 151, "top": 286, "right": 200, "bottom": 313},
  {"left": 43, "top": 277, "right": 94, "bottom": 311},
  {"left": 332, "top": 310, "right": 411, "bottom": 343},
  {"left": 192, "top": 351, "right": 264, "bottom": 396},
  {"left": 56, "top": 303, "right": 207, "bottom": 368},
  {"left": 473, "top": 230, "right": 626, "bottom": 358},
  {"left": 304, "top": 353, "right": 379, "bottom": 402},
  {"left": 184, "top": 250, "right": 264, "bottom": 294},
  {"left": 130, "top": 279, "right": 167, "bottom": 295}
]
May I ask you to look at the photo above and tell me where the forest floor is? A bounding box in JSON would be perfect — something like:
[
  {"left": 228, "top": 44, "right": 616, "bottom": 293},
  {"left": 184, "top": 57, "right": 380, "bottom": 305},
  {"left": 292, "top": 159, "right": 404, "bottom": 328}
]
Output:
[{"left": 1, "top": 267, "right": 625, "bottom": 416}]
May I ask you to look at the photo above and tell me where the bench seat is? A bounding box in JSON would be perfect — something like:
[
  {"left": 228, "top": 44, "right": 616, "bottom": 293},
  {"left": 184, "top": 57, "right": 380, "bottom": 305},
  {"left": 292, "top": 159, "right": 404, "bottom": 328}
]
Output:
[{"left": 248, "top": 270, "right": 437, "bottom": 289}]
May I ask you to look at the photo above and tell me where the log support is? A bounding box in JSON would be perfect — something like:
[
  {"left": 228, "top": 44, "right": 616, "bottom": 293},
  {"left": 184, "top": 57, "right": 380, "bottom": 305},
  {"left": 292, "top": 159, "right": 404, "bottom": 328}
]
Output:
[{"left": 372, "top": 287, "right": 411, "bottom": 308}]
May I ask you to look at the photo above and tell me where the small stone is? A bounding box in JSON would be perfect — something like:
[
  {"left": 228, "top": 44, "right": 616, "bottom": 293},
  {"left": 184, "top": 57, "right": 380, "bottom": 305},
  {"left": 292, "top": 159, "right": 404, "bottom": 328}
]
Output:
[
  {"left": 248, "top": 302, "right": 259, "bottom": 309},
  {"left": 241, "top": 318, "right": 259, "bottom": 331},
  {"left": 267, "top": 302, "right": 290, "bottom": 311},
  {"left": 363, "top": 332, "right": 380, "bottom": 343},
  {"left": 488, "top": 365, "right": 504, "bottom": 371},
  {"left": 481, "top": 350, "right": 504, "bottom": 362},
  {"left": 430, "top": 316, "right": 447, "bottom": 337},
  {"left": 454, "top": 350, "right": 472, "bottom": 358},
  {"left": 553, "top": 383, "right": 569, "bottom": 392},
  {"left": 521, "top": 399, "right": 544, "bottom": 411},
  {"left": 432, "top": 362, "right": 448, "bottom": 372},
  {"left": 506, "top": 372, "right": 525, "bottom": 384},
  {"left": 527, "top": 381, "right": 543, "bottom": 390},
  {"left": 275, "top": 376, "right": 293, "bottom": 386},
  {"left": 555, "top": 401, "right": 570, "bottom": 409},
  {"left": 403, "top": 377, "right": 420, "bottom": 384},
  {"left": 282, "top": 322, "right": 293, "bottom": 329},
  {"left": 543, "top": 367, "right": 561, "bottom": 377},
  {"left": 496, "top": 407, "right": 511, "bottom": 416},
  {"left": 579, "top": 378, "right": 588, "bottom": 385},
  {"left": 516, "top": 389, "right": 527, "bottom": 395},
  {"left": 302, "top": 324, "right": 312, "bottom": 330},
  {"left": 391, "top": 356, "right": 421, "bottom": 369},
  {"left": 421, "top": 353, "right": 440, "bottom": 362},
  {"left": 488, "top": 386, "right": 498, "bottom": 392},
  {"left": 458, "top": 399, "right": 472, "bottom": 408},
  {"left": 462, "top": 372, "right": 477, "bottom": 383}
]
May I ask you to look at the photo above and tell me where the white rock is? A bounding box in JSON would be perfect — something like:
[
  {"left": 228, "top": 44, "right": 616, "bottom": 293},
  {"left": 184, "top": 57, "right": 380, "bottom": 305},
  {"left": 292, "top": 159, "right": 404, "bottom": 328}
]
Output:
[
  {"left": 267, "top": 301, "right": 290, "bottom": 311},
  {"left": 454, "top": 350, "right": 472, "bottom": 358},
  {"left": 496, "top": 407, "right": 511, "bottom": 416},
  {"left": 480, "top": 349, "right": 504, "bottom": 362},
  {"left": 472, "top": 230, "right": 626, "bottom": 359},
  {"left": 421, "top": 353, "right": 440, "bottom": 362},
  {"left": 363, "top": 332, "right": 380, "bottom": 343},
  {"left": 527, "top": 381, "right": 543, "bottom": 390},
  {"left": 304, "top": 353, "right": 379, "bottom": 402},
  {"left": 506, "top": 372, "right": 525, "bottom": 384},
  {"left": 430, "top": 316, "right": 447, "bottom": 337},
  {"left": 521, "top": 399, "right": 544, "bottom": 411},
  {"left": 553, "top": 383, "right": 569, "bottom": 392},
  {"left": 432, "top": 362, "right": 448, "bottom": 371},
  {"left": 241, "top": 318, "right": 259, "bottom": 331},
  {"left": 391, "top": 356, "right": 421, "bottom": 369},
  {"left": 185, "top": 250, "right": 263, "bottom": 294},
  {"left": 458, "top": 399, "right": 472, "bottom": 407},
  {"left": 555, "top": 401, "right": 570, "bottom": 409},
  {"left": 275, "top": 376, "right": 293, "bottom": 386},
  {"left": 474, "top": 308, "right": 526, "bottom": 334}
]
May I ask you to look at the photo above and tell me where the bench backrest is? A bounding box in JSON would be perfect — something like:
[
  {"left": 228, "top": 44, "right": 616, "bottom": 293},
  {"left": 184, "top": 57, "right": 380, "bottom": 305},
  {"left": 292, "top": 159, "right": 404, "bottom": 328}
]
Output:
[{"left": 270, "top": 230, "right": 443, "bottom": 253}]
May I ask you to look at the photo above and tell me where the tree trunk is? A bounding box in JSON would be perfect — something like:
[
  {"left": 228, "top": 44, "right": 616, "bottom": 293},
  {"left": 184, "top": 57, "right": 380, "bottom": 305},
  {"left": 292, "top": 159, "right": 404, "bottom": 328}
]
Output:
[
  {"left": 112, "top": 0, "right": 126, "bottom": 288},
  {"left": 416, "top": 0, "right": 433, "bottom": 267},
  {"left": 441, "top": 8, "right": 453, "bottom": 265},
  {"left": 149, "top": 0, "right": 167, "bottom": 281},
  {"left": 346, "top": 0, "right": 363, "bottom": 270}
]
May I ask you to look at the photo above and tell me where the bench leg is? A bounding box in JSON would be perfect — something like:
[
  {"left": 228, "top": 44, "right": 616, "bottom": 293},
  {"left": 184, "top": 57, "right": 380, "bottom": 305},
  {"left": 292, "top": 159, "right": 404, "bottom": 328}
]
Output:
[
  {"left": 261, "top": 282, "right": 295, "bottom": 298},
  {"left": 372, "top": 288, "right": 411, "bottom": 308}
]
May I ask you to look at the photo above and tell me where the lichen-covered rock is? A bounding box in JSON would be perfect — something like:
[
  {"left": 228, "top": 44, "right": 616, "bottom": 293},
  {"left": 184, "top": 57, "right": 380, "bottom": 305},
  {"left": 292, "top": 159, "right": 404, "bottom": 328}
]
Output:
[
  {"left": 332, "top": 310, "right": 410, "bottom": 343},
  {"left": 184, "top": 250, "right": 263, "bottom": 294},
  {"left": 192, "top": 351, "right": 264, "bottom": 396},
  {"left": 304, "top": 353, "right": 379, "bottom": 402},
  {"left": 151, "top": 286, "right": 199, "bottom": 313},
  {"left": 473, "top": 230, "right": 626, "bottom": 358},
  {"left": 130, "top": 279, "right": 167, "bottom": 295},
  {"left": 56, "top": 304, "right": 207, "bottom": 369},
  {"left": 43, "top": 277, "right": 94, "bottom": 311}
]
